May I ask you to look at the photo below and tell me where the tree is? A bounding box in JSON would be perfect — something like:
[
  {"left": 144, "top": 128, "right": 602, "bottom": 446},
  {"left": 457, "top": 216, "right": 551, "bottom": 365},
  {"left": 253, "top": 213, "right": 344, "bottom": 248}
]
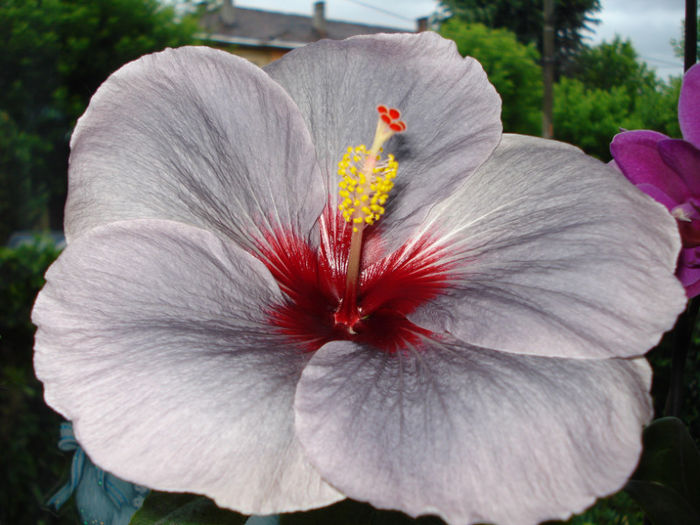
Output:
[
  {"left": 548, "top": 35, "right": 681, "bottom": 161},
  {"left": 553, "top": 77, "right": 681, "bottom": 161},
  {"left": 553, "top": 77, "right": 642, "bottom": 160},
  {"left": 440, "top": 20, "right": 543, "bottom": 135},
  {"left": 0, "top": 0, "right": 200, "bottom": 242},
  {"left": 439, "top": 0, "right": 601, "bottom": 75},
  {"left": 634, "top": 76, "right": 682, "bottom": 139},
  {"left": 568, "top": 36, "right": 657, "bottom": 95}
]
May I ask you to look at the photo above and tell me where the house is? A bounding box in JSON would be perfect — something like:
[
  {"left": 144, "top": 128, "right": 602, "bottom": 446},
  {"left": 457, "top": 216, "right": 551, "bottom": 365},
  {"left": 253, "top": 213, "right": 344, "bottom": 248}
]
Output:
[{"left": 198, "top": 0, "right": 430, "bottom": 66}]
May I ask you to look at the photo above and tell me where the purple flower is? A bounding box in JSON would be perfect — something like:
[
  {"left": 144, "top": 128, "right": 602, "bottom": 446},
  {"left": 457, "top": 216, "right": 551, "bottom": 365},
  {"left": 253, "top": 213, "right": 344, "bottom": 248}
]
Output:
[
  {"left": 33, "top": 34, "right": 685, "bottom": 525},
  {"left": 611, "top": 63, "right": 700, "bottom": 297}
]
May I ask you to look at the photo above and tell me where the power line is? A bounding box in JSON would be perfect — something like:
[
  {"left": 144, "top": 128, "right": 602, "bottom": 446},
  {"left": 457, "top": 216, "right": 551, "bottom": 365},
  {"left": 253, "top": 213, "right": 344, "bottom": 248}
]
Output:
[
  {"left": 340, "top": 0, "right": 416, "bottom": 22},
  {"left": 639, "top": 55, "right": 684, "bottom": 68}
]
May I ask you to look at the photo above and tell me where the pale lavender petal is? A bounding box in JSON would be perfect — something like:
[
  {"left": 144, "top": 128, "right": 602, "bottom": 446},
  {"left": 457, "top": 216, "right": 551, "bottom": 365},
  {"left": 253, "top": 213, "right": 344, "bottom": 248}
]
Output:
[
  {"left": 409, "top": 134, "right": 685, "bottom": 359},
  {"left": 265, "top": 32, "right": 502, "bottom": 254},
  {"left": 679, "top": 63, "right": 700, "bottom": 146},
  {"left": 658, "top": 138, "right": 700, "bottom": 193},
  {"left": 33, "top": 219, "right": 341, "bottom": 513},
  {"left": 611, "top": 130, "right": 688, "bottom": 204},
  {"left": 66, "top": 47, "right": 324, "bottom": 251},
  {"left": 295, "top": 339, "right": 652, "bottom": 525}
]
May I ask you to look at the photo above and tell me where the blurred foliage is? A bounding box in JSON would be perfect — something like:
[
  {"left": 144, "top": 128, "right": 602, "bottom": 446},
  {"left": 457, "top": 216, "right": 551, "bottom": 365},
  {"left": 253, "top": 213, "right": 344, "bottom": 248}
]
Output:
[
  {"left": 567, "top": 37, "right": 657, "bottom": 93},
  {"left": 648, "top": 320, "right": 700, "bottom": 448},
  {"left": 546, "top": 492, "right": 644, "bottom": 525},
  {"left": 438, "top": 0, "right": 601, "bottom": 76},
  {"left": 280, "top": 499, "right": 444, "bottom": 525},
  {"left": 552, "top": 74, "right": 681, "bottom": 160},
  {"left": 439, "top": 20, "right": 542, "bottom": 135},
  {"left": 0, "top": 110, "right": 51, "bottom": 243},
  {"left": 131, "top": 492, "right": 247, "bottom": 524},
  {"left": 625, "top": 418, "right": 700, "bottom": 525},
  {"left": 553, "top": 77, "right": 640, "bottom": 159},
  {"left": 0, "top": 0, "right": 200, "bottom": 243},
  {"left": 131, "top": 490, "right": 645, "bottom": 525},
  {"left": 631, "top": 76, "right": 683, "bottom": 140},
  {"left": 552, "top": 37, "right": 682, "bottom": 160},
  {"left": 681, "top": 338, "right": 700, "bottom": 443},
  {"left": 0, "top": 240, "right": 71, "bottom": 524},
  {"left": 0, "top": 239, "right": 61, "bottom": 347},
  {"left": 278, "top": 494, "right": 644, "bottom": 525}
]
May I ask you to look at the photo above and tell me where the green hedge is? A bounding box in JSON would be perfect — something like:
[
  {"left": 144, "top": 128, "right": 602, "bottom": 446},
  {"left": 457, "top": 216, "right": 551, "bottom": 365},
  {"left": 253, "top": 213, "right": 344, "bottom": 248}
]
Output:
[{"left": 0, "top": 240, "right": 74, "bottom": 524}]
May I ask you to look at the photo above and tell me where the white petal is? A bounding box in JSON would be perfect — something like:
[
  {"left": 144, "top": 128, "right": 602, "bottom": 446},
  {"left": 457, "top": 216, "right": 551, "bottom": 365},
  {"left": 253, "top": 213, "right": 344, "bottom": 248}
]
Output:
[
  {"left": 66, "top": 47, "right": 324, "bottom": 251},
  {"left": 265, "top": 32, "right": 502, "bottom": 254},
  {"left": 408, "top": 134, "right": 685, "bottom": 358},
  {"left": 295, "top": 339, "right": 652, "bottom": 525},
  {"left": 33, "top": 219, "right": 341, "bottom": 513}
]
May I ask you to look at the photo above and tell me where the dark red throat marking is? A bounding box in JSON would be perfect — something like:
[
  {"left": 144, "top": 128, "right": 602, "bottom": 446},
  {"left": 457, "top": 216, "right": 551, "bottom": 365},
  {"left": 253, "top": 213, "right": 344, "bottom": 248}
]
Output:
[{"left": 256, "top": 207, "right": 452, "bottom": 353}]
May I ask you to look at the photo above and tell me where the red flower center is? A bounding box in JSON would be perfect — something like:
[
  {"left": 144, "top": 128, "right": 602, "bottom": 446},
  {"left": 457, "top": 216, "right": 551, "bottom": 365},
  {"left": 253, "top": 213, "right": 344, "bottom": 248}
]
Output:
[{"left": 257, "top": 207, "right": 452, "bottom": 353}]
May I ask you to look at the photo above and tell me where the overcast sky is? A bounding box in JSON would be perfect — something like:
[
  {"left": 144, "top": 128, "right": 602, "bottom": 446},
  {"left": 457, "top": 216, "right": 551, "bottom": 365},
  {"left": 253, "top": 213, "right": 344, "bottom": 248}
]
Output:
[
  {"left": 589, "top": 0, "right": 686, "bottom": 79},
  {"left": 231, "top": 0, "right": 688, "bottom": 79}
]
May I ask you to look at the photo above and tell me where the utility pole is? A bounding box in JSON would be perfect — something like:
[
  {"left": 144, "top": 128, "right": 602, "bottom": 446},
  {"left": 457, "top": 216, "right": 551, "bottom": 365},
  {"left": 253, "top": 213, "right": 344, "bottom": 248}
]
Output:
[
  {"left": 685, "top": 0, "right": 697, "bottom": 71},
  {"left": 542, "top": 0, "right": 554, "bottom": 139},
  {"left": 665, "top": 0, "right": 700, "bottom": 421}
]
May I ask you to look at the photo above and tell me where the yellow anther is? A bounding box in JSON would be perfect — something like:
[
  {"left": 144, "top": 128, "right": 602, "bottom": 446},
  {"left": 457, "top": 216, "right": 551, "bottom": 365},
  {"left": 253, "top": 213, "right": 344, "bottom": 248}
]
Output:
[{"left": 335, "top": 116, "right": 403, "bottom": 228}]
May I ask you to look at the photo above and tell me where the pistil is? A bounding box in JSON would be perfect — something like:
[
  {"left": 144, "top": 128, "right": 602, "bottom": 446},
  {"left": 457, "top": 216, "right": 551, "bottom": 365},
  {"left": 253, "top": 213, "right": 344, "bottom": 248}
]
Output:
[{"left": 334, "top": 106, "right": 406, "bottom": 332}]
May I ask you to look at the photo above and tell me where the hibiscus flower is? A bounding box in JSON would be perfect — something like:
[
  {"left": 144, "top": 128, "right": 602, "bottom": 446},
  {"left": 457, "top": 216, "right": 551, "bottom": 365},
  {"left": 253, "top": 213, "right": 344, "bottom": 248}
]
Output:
[
  {"left": 611, "top": 63, "right": 700, "bottom": 297},
  {"left": 33, "top": 33, "right": 685, "bottom": 525}
]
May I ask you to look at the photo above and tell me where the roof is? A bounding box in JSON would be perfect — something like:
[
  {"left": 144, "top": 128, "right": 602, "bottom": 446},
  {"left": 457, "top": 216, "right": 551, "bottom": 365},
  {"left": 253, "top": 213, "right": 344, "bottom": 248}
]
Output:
[{"left": 199, "top": 5, "right": 406, "bottom": 49}]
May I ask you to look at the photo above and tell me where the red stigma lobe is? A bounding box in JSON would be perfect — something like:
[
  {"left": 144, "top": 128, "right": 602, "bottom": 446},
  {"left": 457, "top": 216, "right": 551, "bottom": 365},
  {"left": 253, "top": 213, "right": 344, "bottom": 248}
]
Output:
[{"left": 376, "top": 105, "right": 407, "bottom": 133}]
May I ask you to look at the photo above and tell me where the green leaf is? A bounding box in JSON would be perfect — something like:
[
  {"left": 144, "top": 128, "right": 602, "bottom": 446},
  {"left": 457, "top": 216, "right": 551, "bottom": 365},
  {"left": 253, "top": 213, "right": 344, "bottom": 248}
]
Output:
[
  {"left": 129, "top": 492, "right": 248, "bottom": 525},
  {"left": 624, "top": 417, "right": 700, "bottom": 525}
]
